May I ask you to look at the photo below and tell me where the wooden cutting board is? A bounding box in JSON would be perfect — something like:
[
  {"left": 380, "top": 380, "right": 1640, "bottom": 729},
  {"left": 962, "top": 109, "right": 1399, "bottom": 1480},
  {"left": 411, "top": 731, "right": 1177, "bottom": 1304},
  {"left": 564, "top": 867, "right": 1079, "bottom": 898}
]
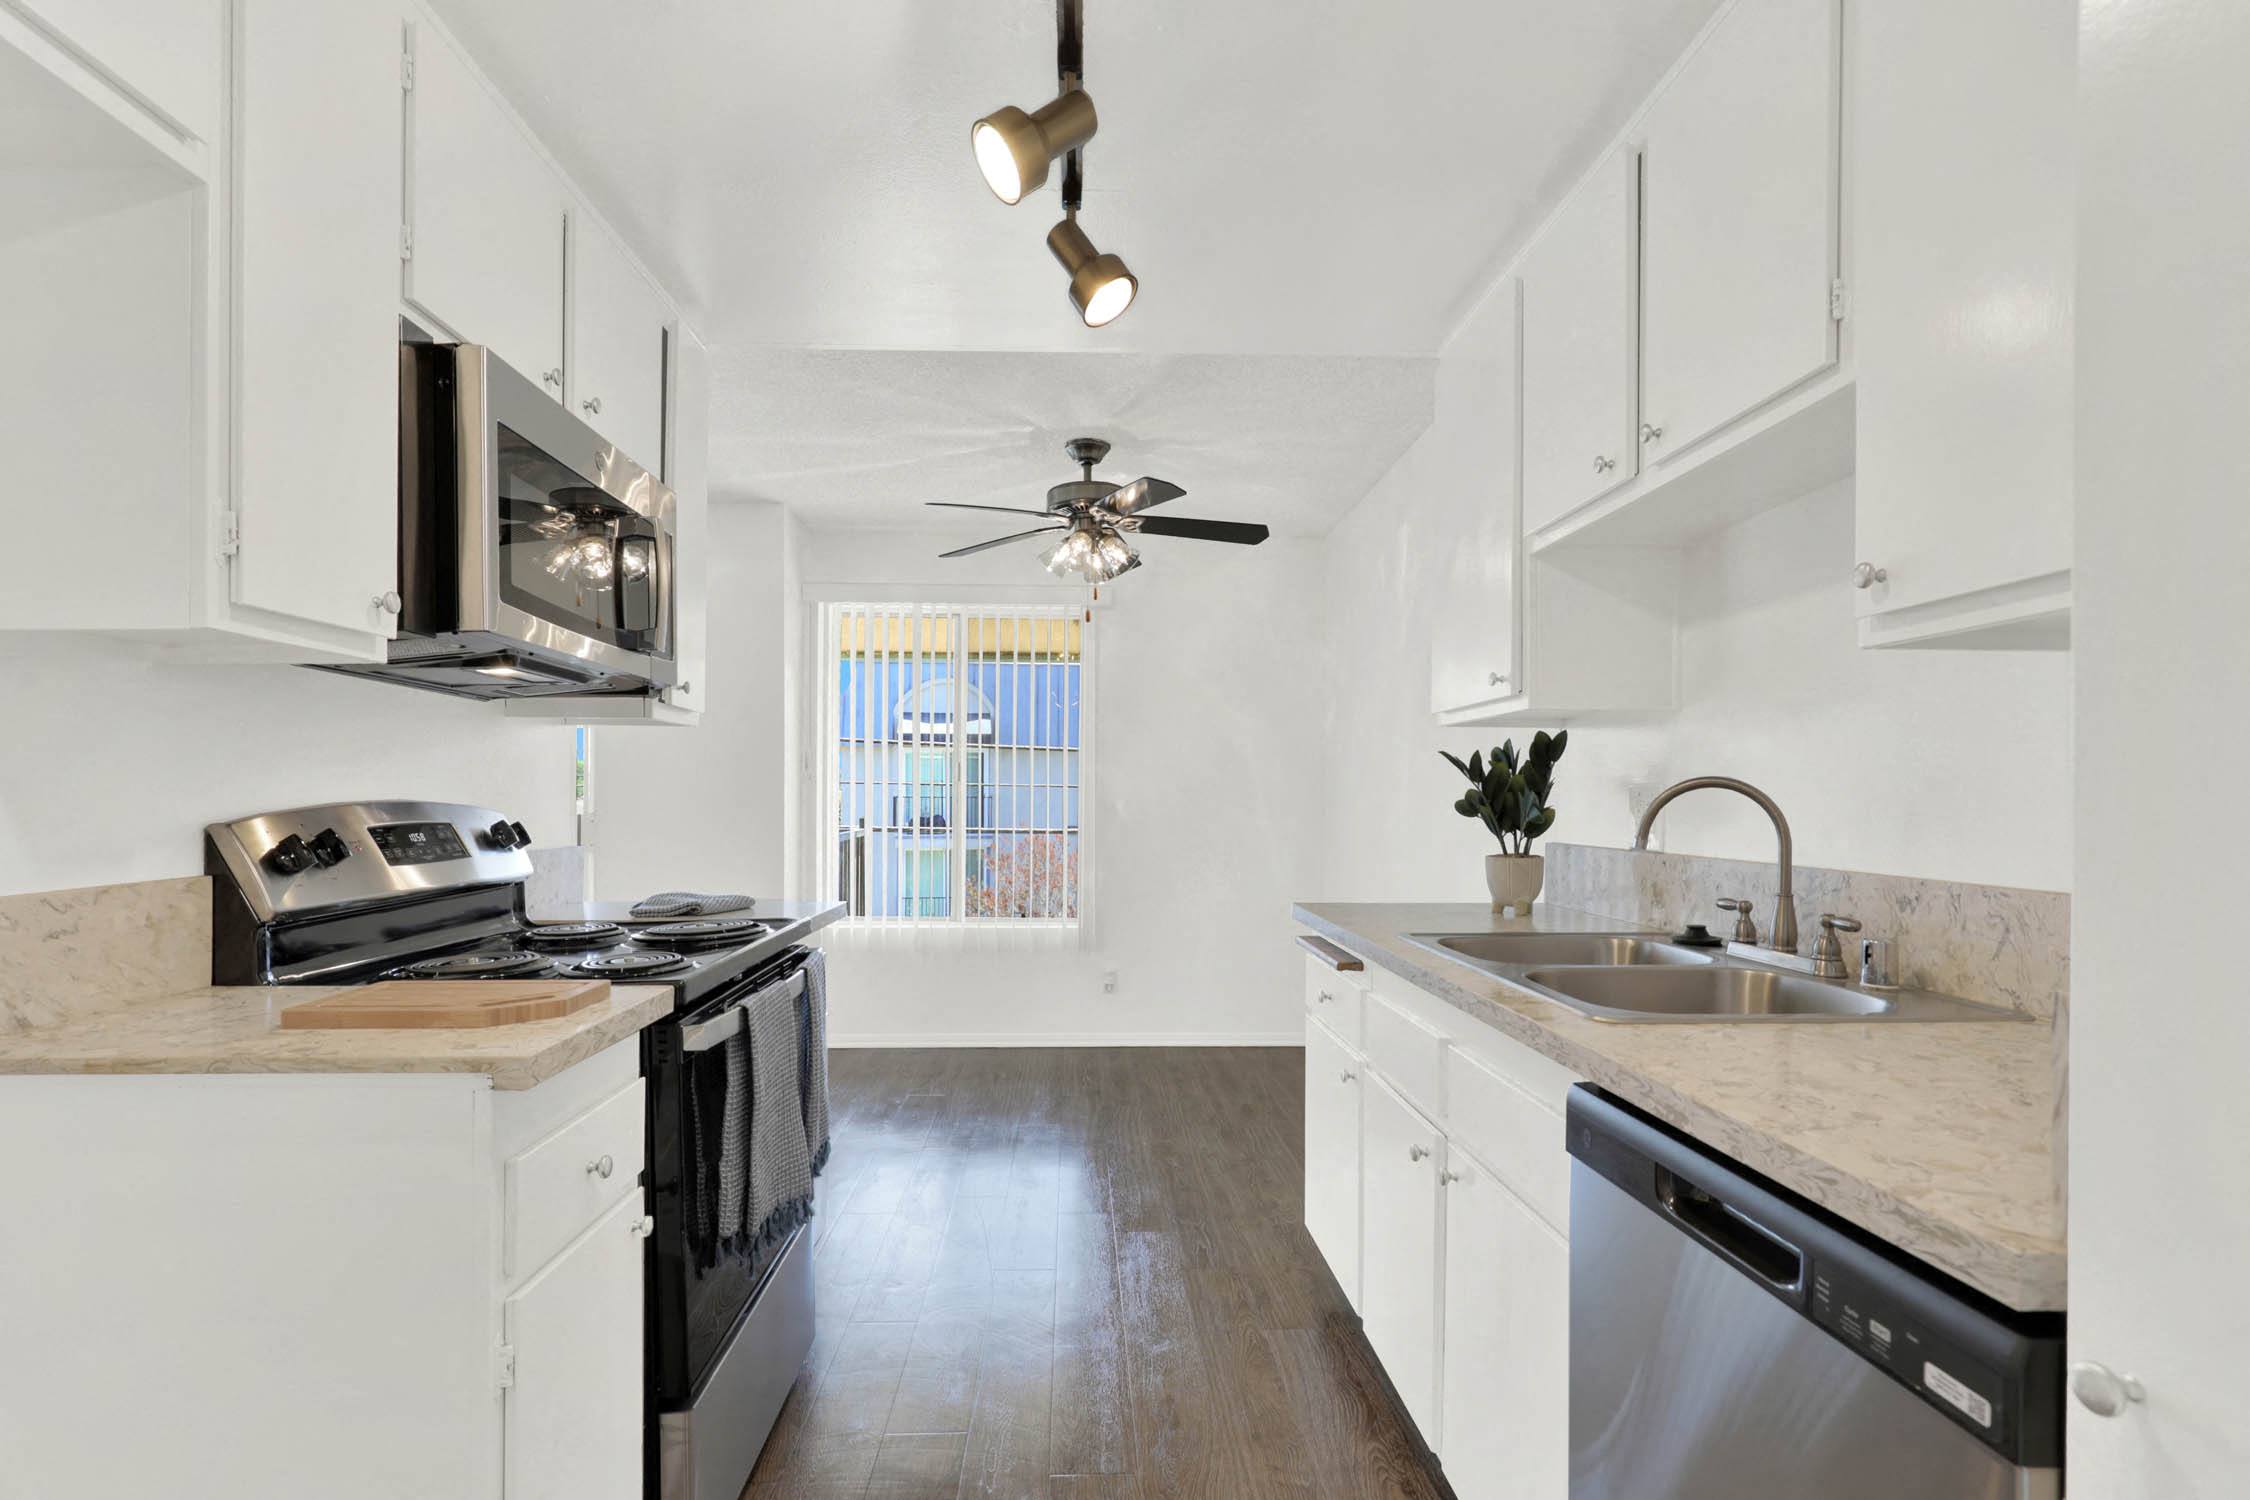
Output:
[{"left": 278, "top": 979, "right": 612, "bottom": 1031}]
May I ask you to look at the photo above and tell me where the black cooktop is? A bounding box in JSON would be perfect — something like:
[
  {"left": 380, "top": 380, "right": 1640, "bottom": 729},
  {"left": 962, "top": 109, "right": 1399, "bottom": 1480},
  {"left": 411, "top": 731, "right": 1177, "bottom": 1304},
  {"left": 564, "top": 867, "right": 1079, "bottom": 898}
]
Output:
[{"left": 381, "top": 922, "right": 779, "bottom": 1004}]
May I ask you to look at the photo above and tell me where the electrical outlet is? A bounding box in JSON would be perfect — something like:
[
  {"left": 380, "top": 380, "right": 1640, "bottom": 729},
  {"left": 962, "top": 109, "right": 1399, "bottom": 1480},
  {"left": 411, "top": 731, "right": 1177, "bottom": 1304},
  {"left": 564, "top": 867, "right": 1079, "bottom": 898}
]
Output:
[{"left": 1102, "top": 970, "right": 1118, "bottom": 995}]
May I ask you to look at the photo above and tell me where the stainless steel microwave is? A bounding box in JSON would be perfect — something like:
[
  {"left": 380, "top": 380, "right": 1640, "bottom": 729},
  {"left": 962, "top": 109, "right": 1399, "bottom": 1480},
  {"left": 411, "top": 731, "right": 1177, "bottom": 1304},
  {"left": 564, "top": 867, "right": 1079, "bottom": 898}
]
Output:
[{"left": 319, "top": 343, "right": 676, "bottom": 701}]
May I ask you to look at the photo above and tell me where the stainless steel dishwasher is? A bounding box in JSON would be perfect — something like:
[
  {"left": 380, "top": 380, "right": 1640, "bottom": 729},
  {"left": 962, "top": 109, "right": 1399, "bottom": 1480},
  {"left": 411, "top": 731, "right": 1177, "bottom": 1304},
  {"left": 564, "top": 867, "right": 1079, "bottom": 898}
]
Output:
[{"left": 1565, "top": 1087, "right": 2063, "bottom": 1499}]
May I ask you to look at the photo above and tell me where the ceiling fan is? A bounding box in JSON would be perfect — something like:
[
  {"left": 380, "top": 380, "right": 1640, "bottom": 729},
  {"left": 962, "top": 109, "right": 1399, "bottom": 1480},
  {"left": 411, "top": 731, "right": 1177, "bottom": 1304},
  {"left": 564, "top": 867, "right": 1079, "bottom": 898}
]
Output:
[{"left": 928, "top": 438, "right": 1269, "bottom": 583}]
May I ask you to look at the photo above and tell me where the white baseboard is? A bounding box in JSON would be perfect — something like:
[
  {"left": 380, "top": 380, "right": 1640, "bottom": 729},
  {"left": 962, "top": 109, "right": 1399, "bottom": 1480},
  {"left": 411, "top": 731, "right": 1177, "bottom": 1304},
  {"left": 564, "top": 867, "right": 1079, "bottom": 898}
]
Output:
[{"left": 827, "top": 1031, "right": 1303, "bottom": 1049}]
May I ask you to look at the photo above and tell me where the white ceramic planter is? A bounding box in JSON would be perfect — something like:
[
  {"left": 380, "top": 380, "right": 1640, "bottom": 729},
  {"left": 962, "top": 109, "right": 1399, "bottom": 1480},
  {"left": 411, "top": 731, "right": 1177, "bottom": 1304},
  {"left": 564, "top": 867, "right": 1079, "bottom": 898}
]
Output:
[{"left": 1485, "top": 853, "right": 1545, "bottom": 916}]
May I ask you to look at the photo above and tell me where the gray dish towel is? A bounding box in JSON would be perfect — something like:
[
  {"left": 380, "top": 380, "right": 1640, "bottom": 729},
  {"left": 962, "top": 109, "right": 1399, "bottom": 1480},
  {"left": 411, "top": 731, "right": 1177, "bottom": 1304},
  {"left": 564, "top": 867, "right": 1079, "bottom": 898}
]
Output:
[
  {"left": 798, "top": 949, "right": 831, "bottom": 1175},
  {"left": 714, "top": 1030, "right": 751, "bottom": 1251},
  {"left": 742, "top": 974, "right": 814, "bottom": 1252},
  {"left": 631, "top": 891, "right": 755, "bottom": 918}
]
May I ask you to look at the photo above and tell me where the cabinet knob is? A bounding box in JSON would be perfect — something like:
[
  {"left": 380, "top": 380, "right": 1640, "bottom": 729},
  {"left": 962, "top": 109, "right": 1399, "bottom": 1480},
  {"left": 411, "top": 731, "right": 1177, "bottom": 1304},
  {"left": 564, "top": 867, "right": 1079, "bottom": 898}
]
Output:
[
  {"left": 372, "top": 590, "right": 402, "bottom": 615},
  {"left": 1640, "top": 422, "right": 1664, "bottom": 444},
  {"left": 1853, "top": 562, "right": 1888, "bottom": 590},
  {"left": 1439, "top": 1169, "right": 1464, "bottom": 1185},
  {"left": 586, "top": 1154, "right": 615, "bottom": 1179},
  {"left": 581, "top": 396, "right": 603, "bottom": 415},
  {"left": 1339, "top": 1070, "right": 1356, "bottom": 1083},
  {"left": 631, "top": 1213, "right": 656, "bottom": 1239},
  {"left": 1407, "top": 1144, "right": 1430, "bottom": 1163},
  {"left": 2069, "top": 1362, "right": 2145, "bottom": 1418},
  {"left": 542, "top": 367, "right": 563, "bottom": 389},
  {"left": 1487, "top": 671, "right": 1507, "bottom": 688},
  {"left": 1592, "top": 455, "right": 1616, "bottom": 474},
  {"left": 1315, "top": 990, "right": 1333, "bottom": 1004}
]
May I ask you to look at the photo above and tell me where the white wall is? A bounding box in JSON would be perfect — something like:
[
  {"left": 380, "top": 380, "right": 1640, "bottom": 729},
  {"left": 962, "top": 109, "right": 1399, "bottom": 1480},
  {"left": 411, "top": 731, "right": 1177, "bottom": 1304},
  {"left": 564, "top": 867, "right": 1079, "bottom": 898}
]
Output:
[
  {"left": 1321, "top": 464, "right": 2073, "bottom": 901},
  {"left": 591, "top": 501, "right": 800, "bottom": 900},
  {"left": 773, "top": 523, "right": 1328, "bottom": 1044},
  {"left": 0, "top": 641, "right": 575, "bottom": 896}
]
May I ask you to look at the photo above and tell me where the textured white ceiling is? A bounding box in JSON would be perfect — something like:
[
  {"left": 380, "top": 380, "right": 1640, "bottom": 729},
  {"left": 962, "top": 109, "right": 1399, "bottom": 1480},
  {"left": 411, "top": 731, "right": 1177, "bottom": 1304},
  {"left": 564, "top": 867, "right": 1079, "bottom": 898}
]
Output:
[
  {"left": 426, "top": 0, "right": 1722, "bottom": 528},
  {"left": 427, "top": 0, "right": 1721, "bottom": 356},
  {"left": 710, "top": 349, "right": 1435, "bottom": 535}
]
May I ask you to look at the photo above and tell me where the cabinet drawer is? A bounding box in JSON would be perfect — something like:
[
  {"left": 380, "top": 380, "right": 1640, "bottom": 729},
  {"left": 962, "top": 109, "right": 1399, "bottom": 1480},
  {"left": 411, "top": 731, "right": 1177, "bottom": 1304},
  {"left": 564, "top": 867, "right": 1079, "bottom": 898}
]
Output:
[
  {"left": 506, "top": 1077, "right": 645, "bottom": 1280},
  {"left": 1445, "top": 1049, "right": 1570, "bottom": 1234},
  {"left": 1302, "top": 953, "right": 1366, "bottom": 1044},
  {"left": 1362, "top": 990, "right": 1447, "bottom": 1117}
]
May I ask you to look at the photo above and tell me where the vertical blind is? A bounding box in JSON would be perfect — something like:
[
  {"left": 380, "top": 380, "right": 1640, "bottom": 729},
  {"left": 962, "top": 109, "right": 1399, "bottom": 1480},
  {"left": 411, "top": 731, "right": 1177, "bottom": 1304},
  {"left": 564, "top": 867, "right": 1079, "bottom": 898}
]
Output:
[{"left": 824, "top": 603, "right": 1088, "bottom": 929}]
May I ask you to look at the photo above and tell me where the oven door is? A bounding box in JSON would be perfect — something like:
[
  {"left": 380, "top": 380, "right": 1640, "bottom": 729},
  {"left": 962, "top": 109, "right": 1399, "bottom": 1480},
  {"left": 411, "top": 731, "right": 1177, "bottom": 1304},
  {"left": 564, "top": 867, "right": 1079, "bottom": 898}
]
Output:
[{"left": 419, "top": 344, "right": 676, "bottom": 684}]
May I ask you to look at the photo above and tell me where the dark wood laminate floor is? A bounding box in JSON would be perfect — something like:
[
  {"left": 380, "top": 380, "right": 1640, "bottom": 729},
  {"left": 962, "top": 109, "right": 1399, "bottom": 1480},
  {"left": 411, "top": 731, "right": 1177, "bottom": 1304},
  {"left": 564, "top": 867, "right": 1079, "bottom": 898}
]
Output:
[{"left": 744, "top": 1047, "right": 1448, "bottom": 1500}]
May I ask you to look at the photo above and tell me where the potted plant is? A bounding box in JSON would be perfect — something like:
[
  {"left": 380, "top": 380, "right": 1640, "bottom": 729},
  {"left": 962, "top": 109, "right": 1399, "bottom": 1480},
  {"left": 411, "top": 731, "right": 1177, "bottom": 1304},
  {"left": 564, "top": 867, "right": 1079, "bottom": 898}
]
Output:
[{"left": 1441, "top": 731, "right": 1567, "bottom": 915}]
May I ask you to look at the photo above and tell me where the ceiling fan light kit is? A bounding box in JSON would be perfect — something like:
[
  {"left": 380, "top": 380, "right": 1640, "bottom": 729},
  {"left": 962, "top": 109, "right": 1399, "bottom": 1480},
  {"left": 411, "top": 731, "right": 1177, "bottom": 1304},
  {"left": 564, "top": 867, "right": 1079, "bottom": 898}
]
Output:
[
  {"left": 927, "top": 436, "right": 1269, "bottom": 585},
  {"left": 972, "top": 0, "right": 1138, "bottom": 328}
]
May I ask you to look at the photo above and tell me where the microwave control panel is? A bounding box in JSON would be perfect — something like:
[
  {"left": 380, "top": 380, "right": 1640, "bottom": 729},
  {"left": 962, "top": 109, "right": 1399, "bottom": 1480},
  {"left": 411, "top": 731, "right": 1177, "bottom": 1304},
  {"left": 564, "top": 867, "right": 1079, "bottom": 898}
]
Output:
[{"left": 368, "top": 821, "right": 470, "bottom": 866}]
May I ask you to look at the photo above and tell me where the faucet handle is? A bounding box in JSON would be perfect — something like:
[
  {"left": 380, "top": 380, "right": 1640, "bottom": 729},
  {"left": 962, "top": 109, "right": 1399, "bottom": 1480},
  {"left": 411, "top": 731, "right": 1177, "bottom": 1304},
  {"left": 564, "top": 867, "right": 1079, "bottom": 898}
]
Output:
[
  {"left": 1813, "top": 914, "right": 1861, "bottom": 978},
  {"left": 1714, "top": 897, "right": 1758, "bottom": 945}
]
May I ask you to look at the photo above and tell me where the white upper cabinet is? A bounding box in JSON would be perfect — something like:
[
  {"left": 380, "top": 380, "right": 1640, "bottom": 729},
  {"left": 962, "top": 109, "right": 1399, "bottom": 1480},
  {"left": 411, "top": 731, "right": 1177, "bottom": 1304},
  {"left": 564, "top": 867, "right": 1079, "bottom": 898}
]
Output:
[
  {"left": 1852, "top": 0, "right": 2073, "bottom": 649},
  {"left": 232, "top": 0, "right": 405, "bottom": 641},
  {"left": 1428, "top": 279, "right": 1524, "bottom": 718},
  {"left": 405, "top": 19, "right": 567, "bottom": 393},
  {"left": 1520, "top": 148, "right": 1639, "bottom": 536},
  {"left": 1638, "top": 0, "right": 1839, "bottom": 464},
  {"left": 572, "top": 212, "right": 672, "bottom": 473},
  {"left": 666, "top": 329, "right": 711, "bottom": 716},
  {"left": 16, "top": 0, "right": 224, "bottom": 143}
]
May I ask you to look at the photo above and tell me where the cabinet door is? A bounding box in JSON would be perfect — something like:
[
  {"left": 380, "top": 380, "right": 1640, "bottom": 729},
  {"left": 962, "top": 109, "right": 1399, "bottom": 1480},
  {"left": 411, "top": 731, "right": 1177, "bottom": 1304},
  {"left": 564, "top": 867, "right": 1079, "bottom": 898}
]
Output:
[
  {"left": 1429, "top": 278, "right": 1523, "bottom": 716},
  {"left": 572, "top": 213, "right": 671, "bottom": 471},
  {"left": 1853, "top": 0, "right": 2073, "bottom": 625},
  {"left": 1638, "top": 0, "right": 1838, "bottom": 460},
  {"left": 405, "top": 20, "right": 566, "bottom": 393},
  {"left": 1304, "top": 1019, "right": 1364, "bottom": 1311},
  {"left": 665, "top": 328, "right": 710, "bottom": 714},
  {"left": 1360, "top": 1074, "right": 1444, "bottom": 1445},
  {"left": 17, "top": 0, "right": 225, "bottom": 142},
  {"left": 1440, "top": 1148, "right": 1569, "bottom": 1500},
  {"left": 232, "top": 0, "right": 404, "bottom": 640},
  {"left": 1519, "top": 148, "right": 1638, "bottom": 534},
  {"left": 504, "top": 1190, "right": 647, "bottom": 1500}
]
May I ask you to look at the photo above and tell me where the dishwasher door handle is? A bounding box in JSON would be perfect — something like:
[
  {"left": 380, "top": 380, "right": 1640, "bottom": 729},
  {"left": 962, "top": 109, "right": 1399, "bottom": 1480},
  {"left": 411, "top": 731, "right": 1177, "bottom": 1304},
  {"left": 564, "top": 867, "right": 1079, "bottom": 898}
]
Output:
[{"left": 1655, "top": 1165, "right": 1806, "bottom": 1293}]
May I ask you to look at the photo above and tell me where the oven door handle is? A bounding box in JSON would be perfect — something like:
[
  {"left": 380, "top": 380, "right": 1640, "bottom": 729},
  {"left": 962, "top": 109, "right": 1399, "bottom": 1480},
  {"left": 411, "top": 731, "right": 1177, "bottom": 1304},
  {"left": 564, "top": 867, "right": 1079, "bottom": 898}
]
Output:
[{"left": 680, "top": 968, "right": 806, "bottom": 1053}]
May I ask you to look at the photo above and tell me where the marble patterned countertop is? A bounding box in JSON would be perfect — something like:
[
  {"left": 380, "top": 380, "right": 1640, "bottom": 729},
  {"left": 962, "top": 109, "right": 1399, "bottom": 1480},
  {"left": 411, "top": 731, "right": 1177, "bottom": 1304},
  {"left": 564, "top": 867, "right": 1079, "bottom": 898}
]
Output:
[
  {"left": 0, "top": 982, "right": 675, "bottom": 1090},
  {"left": 1294, "top": 900, "right": 2066, "bottom": 1311}
]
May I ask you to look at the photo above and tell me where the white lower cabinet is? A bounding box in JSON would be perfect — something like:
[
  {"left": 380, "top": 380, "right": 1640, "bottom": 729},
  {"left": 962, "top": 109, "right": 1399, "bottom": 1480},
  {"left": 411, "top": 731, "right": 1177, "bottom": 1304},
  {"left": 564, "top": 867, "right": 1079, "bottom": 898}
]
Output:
[
  {"left": 1300, "top": 936, "right": 1579, "bottom": 1498},
  {"left": 1303, "top": 1018, "right": 1365, "bottom": 1310},
  {"left": 1440, "top": 1145, "right": 1569, "bottom": 1500},
  {"left": 503, "top": 1189, "right": 649, "bottom": 1500},
  {"left": 1360, "top": 1072, "right": 1446, "bottom": 1444}
]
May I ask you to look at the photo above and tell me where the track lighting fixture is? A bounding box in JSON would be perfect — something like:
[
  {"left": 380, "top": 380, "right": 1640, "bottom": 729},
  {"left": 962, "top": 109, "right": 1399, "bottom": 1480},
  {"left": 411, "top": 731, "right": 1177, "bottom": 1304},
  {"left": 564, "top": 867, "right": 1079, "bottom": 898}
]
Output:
[
  {"left": 1047, "top": 216, "right": 1136, "bottom": 327},
  {"left": 971, "top": 92, "right": 1097, "bottom": 205},
  {"left": 970, "top": 0, "right": 1138, "bottom": 327}
]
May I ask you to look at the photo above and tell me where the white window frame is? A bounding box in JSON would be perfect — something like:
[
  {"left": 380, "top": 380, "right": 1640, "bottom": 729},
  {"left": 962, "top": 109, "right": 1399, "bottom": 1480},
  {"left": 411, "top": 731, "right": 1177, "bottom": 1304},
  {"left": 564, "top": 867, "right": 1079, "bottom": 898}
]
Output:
[{"left": 814, "top": 592, "right": 1097, "bottom": 937}]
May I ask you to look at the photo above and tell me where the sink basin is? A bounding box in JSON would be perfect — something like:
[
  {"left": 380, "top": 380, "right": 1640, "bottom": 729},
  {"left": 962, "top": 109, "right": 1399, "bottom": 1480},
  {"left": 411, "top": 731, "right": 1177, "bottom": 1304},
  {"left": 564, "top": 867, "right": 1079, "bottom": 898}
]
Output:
[
  {"left": 1524, "top": 965, "right": 1890, "bottom": 1019},
  {"left": 1517, "top": 964, "right": 2013, "bottom": 1024},
  {"left": 1410, "top": 933, "right": 1719, "bottom": 967}
]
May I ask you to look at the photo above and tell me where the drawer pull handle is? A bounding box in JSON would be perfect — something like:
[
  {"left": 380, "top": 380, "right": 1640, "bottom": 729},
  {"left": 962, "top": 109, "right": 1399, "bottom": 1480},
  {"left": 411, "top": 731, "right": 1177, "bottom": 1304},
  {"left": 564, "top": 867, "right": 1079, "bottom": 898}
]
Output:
[
  {"left": 587, "top": 1154, "right": 616, "bottom": 1180},
  {"left": 1408, "top": 1144, "right": 1430, "bottom": 1163}
]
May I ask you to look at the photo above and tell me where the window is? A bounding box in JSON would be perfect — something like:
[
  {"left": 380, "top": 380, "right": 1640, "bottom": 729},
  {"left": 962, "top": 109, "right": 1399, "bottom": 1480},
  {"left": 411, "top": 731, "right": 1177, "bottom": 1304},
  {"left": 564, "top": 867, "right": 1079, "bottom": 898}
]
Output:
[{"left": 823, "top": 603, "right": 1088, "bottom": 927}]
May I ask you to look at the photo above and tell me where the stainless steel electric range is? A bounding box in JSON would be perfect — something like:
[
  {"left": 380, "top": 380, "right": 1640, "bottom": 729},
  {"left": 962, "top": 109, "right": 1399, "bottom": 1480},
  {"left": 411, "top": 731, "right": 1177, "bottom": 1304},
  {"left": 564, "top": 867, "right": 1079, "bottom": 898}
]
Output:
[{"left": 204, "top": 801, "right": 836, "bottom": 1500}]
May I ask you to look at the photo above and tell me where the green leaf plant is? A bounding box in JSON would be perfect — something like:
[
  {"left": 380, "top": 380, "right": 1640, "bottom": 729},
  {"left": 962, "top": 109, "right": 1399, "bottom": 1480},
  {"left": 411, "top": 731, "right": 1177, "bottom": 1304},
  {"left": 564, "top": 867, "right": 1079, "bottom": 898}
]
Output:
[{"left": 1440, "top": 730, "right": 1568, "bottom": 857}]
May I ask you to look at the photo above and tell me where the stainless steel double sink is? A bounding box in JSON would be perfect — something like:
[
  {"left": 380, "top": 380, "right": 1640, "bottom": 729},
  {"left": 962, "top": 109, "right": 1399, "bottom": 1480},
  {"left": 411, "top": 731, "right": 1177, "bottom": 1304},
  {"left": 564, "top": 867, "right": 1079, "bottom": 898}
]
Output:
[{"left": 1404, "top": 931, "right": 2018, "bottom": 1024}]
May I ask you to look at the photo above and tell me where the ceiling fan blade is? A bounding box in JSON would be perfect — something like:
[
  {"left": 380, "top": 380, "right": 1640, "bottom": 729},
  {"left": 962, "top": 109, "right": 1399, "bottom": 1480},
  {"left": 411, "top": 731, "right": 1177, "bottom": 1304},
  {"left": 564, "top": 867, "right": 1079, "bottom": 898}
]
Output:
[
  {"left": 926, "top": 501, "right": 1060, "bottom": 518},
  {"left": 939, "top": 525, "right": 1066, "bottom": 559},
  {"left": 1130, "top": 516, "right": 1270, "bottom": 546},
  {"left": 1103, "top": 477, "right": 1186, "bottom": 517}
]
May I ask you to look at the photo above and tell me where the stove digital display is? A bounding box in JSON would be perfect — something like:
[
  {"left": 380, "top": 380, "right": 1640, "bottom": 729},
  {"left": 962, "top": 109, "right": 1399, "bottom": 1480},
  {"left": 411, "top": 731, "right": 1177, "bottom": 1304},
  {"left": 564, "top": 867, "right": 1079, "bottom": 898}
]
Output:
[{"left": 368, "top": 821, "right": 469, "bottom": 866}]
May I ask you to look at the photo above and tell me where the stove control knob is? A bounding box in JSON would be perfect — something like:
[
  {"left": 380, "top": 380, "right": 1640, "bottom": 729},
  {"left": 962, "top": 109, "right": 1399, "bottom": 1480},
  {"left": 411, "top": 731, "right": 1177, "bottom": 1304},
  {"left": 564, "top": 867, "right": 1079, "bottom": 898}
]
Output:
[
  {"left": 263, "top": 834, "right": 316, "bottom": 876},
  {"left": 484, "top": 819, "right": 520, "bottom": 850},
  {"left": 307, "top": 829, "right": 351, "bottom": 868},
  {"left": 509, "top": 820, "right": 532, "bottom": 849}
]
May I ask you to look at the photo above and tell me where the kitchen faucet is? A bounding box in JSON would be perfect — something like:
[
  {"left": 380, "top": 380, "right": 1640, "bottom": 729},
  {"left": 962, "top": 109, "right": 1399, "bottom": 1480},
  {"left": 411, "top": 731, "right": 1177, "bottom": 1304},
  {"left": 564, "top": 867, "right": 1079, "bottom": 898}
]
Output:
[{"left": 1633, "top": 776, "right": 1799, "bottom": 954}]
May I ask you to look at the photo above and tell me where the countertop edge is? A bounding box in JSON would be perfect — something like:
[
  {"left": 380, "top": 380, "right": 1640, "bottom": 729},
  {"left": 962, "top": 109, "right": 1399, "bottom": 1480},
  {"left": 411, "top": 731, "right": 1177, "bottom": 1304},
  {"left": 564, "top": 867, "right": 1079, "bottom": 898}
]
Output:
[{"left": 1291, "top": 902, "right": 2067, "bottom": 1312}]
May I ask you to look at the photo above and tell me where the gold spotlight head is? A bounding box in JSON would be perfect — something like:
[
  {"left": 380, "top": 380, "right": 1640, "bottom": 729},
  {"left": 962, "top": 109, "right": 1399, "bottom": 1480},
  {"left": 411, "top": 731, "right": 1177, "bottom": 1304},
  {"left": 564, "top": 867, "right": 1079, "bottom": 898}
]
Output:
[
  {"left": 1046, "top": 217, "right": 1137, "bottom": 328},
  {"left": 970, "top": 91, "right": 1098, "bottom": 205}
]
